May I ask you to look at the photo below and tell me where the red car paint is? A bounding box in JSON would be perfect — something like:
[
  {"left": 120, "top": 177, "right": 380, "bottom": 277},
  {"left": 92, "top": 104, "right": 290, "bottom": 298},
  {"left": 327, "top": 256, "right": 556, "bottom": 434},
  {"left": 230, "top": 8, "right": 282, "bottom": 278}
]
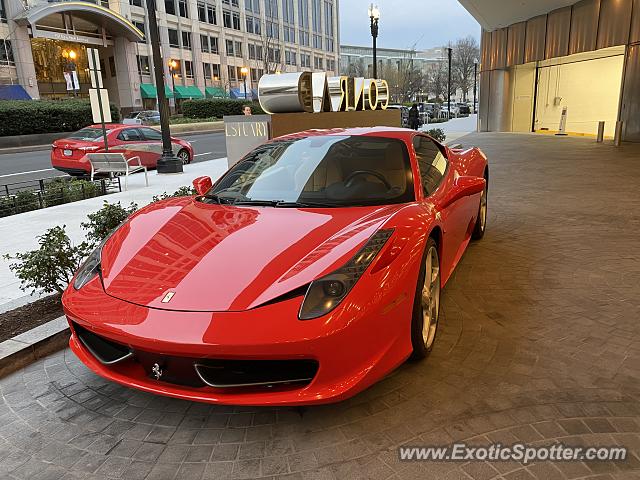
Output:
[
  {"left": 51, "top": 124, "right": 193, "bottom": 176},
  {"left": 62, "top": 127, "right": 488, "bottom": 405}
]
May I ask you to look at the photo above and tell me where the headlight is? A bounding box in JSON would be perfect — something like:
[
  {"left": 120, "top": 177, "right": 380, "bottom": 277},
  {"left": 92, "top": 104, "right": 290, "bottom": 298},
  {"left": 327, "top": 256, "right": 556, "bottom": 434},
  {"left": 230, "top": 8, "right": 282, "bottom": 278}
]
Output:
[
  {"left": 299, "top": 229, "right": 394, "bottom": 320},
  {"left": 73, "top": 244, "right": 102, "bottom": 290}
]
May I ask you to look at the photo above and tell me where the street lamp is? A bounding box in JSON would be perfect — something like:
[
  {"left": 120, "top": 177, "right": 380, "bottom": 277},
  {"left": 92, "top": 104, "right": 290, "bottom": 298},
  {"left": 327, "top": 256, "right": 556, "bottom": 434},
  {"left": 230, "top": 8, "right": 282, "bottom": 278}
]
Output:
[
  {"left": 473, "top": 58, "right": 478, "bottom": 114},
  {"left": 368, "top": 3, "right": 380, "bottom": 79},
  {"left": 144, "top": 0, "right": 182, "bottom": 174},
  {"left": 168, "top": 59, "right": 178, "bottom": 93},
  {"left": 240, "top": 66, "right": 249, "bottom": 100}
]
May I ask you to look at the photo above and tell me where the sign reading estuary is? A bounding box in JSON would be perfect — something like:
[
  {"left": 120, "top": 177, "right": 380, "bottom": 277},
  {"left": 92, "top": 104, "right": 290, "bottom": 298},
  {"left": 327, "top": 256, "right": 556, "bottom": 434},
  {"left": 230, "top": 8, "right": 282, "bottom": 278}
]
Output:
[{"left": 257, "top": 72, "right": 390, "bottom": 114}]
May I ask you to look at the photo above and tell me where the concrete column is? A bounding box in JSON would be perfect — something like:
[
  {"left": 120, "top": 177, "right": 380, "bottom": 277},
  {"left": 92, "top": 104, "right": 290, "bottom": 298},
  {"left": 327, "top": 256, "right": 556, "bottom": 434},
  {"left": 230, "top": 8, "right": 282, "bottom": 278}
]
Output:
[
  {"left": 5, "top": 5, "right": 39, "bottom": 99},
  {"left": 113, "top": 37, "right": 141, "bottom": 111}
]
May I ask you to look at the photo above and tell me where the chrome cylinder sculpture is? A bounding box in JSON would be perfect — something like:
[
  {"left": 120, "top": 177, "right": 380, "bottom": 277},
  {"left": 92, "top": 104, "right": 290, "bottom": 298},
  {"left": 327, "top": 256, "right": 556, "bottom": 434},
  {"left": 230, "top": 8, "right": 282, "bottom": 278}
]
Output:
[{"left": 258, "top": 72, "right": 313, "bottom": 114}]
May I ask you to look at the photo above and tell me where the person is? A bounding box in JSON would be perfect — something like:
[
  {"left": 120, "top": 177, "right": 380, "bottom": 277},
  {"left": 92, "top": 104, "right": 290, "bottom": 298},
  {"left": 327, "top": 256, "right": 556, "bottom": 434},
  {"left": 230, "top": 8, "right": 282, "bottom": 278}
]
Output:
[
  {"left": 242, "top": 105, "right": 252, "bottom": 116},
  {"left": 408, "top": 103, "right": 419, "bottom": 130}
]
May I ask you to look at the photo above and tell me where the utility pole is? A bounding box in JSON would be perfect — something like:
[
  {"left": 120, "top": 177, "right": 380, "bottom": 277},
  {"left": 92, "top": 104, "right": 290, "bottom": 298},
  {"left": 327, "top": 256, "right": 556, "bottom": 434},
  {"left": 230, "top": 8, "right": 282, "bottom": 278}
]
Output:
[{"left": 447, "top": 47, "right": 452, "bottom": 118}]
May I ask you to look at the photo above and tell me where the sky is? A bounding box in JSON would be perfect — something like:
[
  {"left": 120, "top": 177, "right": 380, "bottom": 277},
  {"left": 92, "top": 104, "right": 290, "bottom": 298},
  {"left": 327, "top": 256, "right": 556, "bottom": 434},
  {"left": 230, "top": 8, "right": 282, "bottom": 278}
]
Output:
[{"left": 338, "top": 0, "right": 480, "bottom": 50}]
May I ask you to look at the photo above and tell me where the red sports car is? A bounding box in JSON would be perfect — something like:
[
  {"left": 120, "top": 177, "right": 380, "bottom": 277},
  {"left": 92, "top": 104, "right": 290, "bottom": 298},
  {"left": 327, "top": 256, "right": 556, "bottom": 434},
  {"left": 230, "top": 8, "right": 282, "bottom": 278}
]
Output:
[
  {"left": 62, "top": 127, "right": 488, "bottom": 405},
  {"left": 51, "top": 124, "right": 193, "bottom": 176}
]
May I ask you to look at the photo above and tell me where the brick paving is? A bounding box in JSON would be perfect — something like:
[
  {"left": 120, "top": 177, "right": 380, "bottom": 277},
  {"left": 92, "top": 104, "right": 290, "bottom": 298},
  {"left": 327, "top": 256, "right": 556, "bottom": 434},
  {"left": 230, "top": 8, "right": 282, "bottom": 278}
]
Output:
[{"left": 1, "top": 133, "right": 640, "bottom": 479}]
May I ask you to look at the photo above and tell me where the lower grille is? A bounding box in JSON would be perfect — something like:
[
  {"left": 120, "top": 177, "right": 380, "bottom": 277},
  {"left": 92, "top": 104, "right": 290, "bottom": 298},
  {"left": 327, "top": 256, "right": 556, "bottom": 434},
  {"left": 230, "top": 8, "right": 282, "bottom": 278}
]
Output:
[
  {"left": 73, "top": 322, "right": 318, "bottom": 390},
  {"left": 194, "top": 359, "right": 318, "bottom": 388},
  {"left": 73, "top": 322, "right": 133, "bottom": 365}
]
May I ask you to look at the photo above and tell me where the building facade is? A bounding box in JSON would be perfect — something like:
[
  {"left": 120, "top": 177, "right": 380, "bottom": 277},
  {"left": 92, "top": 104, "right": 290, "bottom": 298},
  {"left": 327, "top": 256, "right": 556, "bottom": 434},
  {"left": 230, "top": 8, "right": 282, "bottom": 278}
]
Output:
[
  {"left": 339, "top": 44, "right": 444, "bottom": 78},
  {"left": 0, "top": 0, "right": 339, "bottom": 112},
  {"left": 458, "top": 0, "right": 640, "bottom": 142}
]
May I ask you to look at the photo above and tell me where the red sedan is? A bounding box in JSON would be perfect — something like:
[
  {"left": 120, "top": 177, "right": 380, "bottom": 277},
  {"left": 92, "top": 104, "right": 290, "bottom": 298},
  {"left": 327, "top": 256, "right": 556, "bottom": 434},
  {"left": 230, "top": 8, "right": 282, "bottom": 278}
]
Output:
[
  {"left": 62, "top": 127, "right": 488, "bottom": 405},
  {"left": 51, "top": 124, "right": 193, "bottom": 176}
]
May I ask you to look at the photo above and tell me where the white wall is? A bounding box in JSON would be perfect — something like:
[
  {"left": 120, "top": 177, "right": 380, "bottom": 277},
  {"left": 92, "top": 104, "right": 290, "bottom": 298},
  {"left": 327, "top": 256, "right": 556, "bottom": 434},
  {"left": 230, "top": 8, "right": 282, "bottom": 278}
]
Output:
[{"left": 534, "top": 51, "right": 624, "bottom": 137}]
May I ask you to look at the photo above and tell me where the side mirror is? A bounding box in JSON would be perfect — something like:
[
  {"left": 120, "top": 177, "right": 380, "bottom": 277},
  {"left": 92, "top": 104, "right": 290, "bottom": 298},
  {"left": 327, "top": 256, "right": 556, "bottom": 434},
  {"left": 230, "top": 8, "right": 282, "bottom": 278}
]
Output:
[
  {"left": 440, "top": 176, "right": 485, "bottom": 210},
  {"left": 192, "top": 176, "right": 213, "bottom": 196}
]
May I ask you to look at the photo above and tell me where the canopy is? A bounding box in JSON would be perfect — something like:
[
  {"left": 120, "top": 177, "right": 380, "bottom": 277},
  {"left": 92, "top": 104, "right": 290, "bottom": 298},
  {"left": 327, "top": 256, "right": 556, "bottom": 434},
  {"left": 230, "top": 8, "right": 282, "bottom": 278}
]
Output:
[
  {"left": 173, "top": 85, "right": 204, "bottom": 99},
  {"left": 140, "top": 83, "right": 173, "bottom": 99},
  {"left": 205, "top": 86, "right": 228, "bottom": 98}
]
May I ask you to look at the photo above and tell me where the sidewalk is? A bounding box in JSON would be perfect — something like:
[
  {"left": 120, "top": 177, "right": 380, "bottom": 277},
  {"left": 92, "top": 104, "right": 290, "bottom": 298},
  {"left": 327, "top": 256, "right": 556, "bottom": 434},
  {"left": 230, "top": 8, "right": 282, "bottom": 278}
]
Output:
[
  {"left": 422, "top": 114, "right": 478, "bottom": 144},
  {"left": 0, "top": 157, "right": 229, "bottom": 307}
]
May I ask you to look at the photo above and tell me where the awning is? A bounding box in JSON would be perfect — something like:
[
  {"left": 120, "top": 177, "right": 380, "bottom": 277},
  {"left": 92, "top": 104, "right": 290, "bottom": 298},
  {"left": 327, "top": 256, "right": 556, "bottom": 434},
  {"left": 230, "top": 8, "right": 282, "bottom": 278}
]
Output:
[
  {"left": 140, "top": 83, "right": 173, "bottom": 99},
  {"left": 13, "top": 2, "right": 144, "bottom": 42},
  {"left": 173, "top": 85, "right": 204, "bottom": 99},
  {"left": 230, "top": 87, "right": 251, "bottom": 99},
  {"left": 0, "top": 85, "right": 31, "bottom": 100},
  {"left": 205, "top": 87, "right": 228, "bottom": 98}
]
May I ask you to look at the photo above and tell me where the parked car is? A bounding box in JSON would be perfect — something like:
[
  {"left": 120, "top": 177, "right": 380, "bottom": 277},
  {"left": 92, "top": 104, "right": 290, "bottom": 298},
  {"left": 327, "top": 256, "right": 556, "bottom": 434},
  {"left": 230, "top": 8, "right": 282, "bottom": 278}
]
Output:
[
  {"left": 386, "top": 104, "right": 409, "bottom": 127},
  {"left": 123, "top": 110, "right": 161, "bottom": 125},
  {"left": 51, "top": 124, "right": 193, "bottom": 176},
  {"left": 456, "top": 103, "right": 471, "bottom": 116},
  {"left": 439, "top": 102, "right": 460, "bottom": 119},
  {"left": 419, "top": 103, "right": 437, "bottom": 124},
  {"left": 63, "top": 127, "right": 489, "bottom": 405}
]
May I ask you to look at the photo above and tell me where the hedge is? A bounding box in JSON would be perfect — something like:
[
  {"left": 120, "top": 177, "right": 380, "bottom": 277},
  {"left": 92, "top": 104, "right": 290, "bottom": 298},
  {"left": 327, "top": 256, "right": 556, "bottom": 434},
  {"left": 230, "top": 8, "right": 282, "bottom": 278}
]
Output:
[
  {"left": 182, "top": 99, "right": 264, "bottom": 119},
  {"left": 0, "top": 100, "right": 120, "bottom": 137}
]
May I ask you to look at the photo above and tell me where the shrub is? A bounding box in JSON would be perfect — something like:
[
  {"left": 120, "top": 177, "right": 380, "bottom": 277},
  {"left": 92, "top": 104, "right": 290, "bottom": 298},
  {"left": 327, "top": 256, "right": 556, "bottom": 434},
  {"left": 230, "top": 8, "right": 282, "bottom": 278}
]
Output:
[
  {"left": 152, "top": 186, "right": 197, "bottom": 203},
  {"left": 42, "top": 178, "right": 102, "bottom": 207},
  {"left": 0, "top": 100, "right": 120, "bottom": 137},
  {"left": 424, "top": 128, "right": 446, "bottom": 143},
  {"left": 182, "top": 99, "right": 264, "bottom": 119},
  {"left": 4, "top": 226, "right": 91, "bottom": 295},
  {"left": 81, "top": 201, "right": 139, "bottom": 247}
]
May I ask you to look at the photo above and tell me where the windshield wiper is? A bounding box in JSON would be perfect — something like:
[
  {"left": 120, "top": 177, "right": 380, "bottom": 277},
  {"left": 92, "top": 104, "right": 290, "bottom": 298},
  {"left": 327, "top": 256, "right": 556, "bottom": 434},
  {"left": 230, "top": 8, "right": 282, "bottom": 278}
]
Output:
[
  {"left": 274, "top": 201, "right": 340, "bottom": 208},
  {"left": 202, "top": 193, "right": 234, "bottom": 204},
  {"left": 233, "top": 199, "right": 280, "bottom": 206}
]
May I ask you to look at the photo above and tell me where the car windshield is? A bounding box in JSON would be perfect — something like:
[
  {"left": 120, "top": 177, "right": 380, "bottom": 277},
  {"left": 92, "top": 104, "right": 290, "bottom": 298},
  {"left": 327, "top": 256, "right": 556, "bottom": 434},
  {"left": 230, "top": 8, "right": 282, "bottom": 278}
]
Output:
[
  {"left": 207, "top": 135, "right": 414, "bottom": 207},
  {"left": 66, "top": 128, "right": 109, "bottom": 141}
]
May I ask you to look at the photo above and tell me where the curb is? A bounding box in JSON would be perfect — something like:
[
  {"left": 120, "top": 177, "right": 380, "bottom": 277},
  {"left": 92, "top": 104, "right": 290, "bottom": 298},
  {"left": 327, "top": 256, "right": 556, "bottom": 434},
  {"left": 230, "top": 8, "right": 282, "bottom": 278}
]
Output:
[{"left": 0, "top": 316, "right": 69, "bottom": 379}]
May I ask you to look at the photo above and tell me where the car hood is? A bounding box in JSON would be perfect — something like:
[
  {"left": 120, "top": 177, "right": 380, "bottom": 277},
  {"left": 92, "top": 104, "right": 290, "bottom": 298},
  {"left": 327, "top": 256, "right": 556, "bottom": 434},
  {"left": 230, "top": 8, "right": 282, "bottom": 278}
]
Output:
[{"left": 100, "top": 198, "right": 401, "bottom": 312}]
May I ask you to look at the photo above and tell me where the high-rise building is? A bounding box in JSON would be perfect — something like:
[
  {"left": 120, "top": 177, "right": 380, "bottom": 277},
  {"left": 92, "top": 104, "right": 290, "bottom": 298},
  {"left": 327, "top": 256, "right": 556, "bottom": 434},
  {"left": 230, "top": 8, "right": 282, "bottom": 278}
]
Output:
[{"left": 0, "top": 0, "right": 339, "bottom": 112}]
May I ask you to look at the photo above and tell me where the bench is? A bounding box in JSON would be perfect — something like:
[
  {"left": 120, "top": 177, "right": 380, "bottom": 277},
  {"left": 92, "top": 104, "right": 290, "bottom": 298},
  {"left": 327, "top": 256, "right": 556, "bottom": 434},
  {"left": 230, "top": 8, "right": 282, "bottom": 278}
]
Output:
[{"left": 87, "top": 153, "right": 148, "bottom": 191}]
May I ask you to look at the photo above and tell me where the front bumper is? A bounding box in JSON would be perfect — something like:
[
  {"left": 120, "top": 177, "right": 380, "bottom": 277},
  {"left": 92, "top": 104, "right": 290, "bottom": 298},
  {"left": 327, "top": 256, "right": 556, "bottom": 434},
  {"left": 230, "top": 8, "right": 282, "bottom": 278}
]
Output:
[{"left": 63, "top": 276, "right": 413, "bottom": 405}]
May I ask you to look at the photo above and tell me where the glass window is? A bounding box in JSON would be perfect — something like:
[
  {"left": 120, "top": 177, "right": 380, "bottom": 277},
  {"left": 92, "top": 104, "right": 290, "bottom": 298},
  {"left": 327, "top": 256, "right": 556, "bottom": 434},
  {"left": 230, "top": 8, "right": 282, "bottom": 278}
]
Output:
[
  {"left": 298, "top": 0, "right": 308, "bottom": 27},
  {"left": 232, "top": 11, "right": 241, "bottom": 29},
  {"left": 178, "top": 0, "right": 188, "bottom": 17},
  {"left": 210, "top": 37, "right": 218, "bottom": 53},
  {"left": 200, "top": 34, "right": 209, "bottom": 52},
  {"left": 207, "top": 4, "right": 216, "bottom": 24},
  {"left": 139, "top": 128, "right": 163, "bottom": 141},
  {"left": 136, "top": 55, "right": 150, "bottom": 75},
  {"left": 181, "top": 31, "right": 191, "bottom": 49},
  {"left": 209, "top": 136, "right": 414, "bottom": 206},
  {"left": 67, "top": 128, "right": 109, "bottom": 140},
  {"left": 203, "top": 62, "right": 211, "bottom": 78},
  {"left": 129, "top": 0, "right": 143, "bottom": 7},
  {"left": 118, "top": 129, "right": 143, "bottom": 141},
  {"left": 184, "top": 60, "right": 193, "bottom": 78},
  {"left": 0, "top": 39, "right": 14, "bottom": 66},
  {"left": 197, "top": 2, "right": 206, "bottom": 22},
  {"left": 133, "top": 21, "right": 145, "bottom": 42},
  {"left": 324, "top": 0, "right": 333, "bottom": 36},
  {"left": 168, "top": 28, "right": 179, "bottom": 47},
  {"left": 212, "top": 63, "right": 220, "bottom": 78},
  {"left": 234, "top": 41, "right": 242, "bottom": 57},
  {"left": 413, "top": 135, "right": 448, "bottom": 196},
  {"left": 228, "top": 65, "right": 237, "bottom": 80},
  {"left": 108, "top": 56, "right": 116, "bottom": 77},
  {"left": 225, "top": 39, "right": 234, "bottom": 56},
  {"left": 164, "top": 0, "right": 176, "bottom": 15}
]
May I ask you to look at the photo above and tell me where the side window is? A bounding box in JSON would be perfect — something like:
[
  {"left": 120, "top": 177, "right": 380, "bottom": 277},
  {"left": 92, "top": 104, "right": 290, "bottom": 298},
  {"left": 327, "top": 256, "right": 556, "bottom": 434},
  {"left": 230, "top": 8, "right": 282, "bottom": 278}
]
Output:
[
  {"left": 117, "top": 129, "right": 143, "bottom": 141},
  {"left": 413, "top": 135, "right": 448, "bottom": 196},
  {"left": 140, "top": 128, "right": 163, "bottom": 141}
]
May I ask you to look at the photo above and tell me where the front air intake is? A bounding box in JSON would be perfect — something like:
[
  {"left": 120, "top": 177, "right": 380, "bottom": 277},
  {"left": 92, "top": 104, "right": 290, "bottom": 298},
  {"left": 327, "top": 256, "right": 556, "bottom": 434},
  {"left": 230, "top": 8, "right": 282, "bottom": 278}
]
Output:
[
  {"left": 73, "top": 322, "right": 133, "bottom": 365},
  {"left": 194, "top": 359, "right": 318, "bottom": 388}
]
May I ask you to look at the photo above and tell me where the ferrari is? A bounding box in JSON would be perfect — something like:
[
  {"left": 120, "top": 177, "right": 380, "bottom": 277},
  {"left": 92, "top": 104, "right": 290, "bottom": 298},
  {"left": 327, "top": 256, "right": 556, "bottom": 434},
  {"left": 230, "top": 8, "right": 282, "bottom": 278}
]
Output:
[{"left": 62, "top": 127, "right": 488, "bottom": 405}]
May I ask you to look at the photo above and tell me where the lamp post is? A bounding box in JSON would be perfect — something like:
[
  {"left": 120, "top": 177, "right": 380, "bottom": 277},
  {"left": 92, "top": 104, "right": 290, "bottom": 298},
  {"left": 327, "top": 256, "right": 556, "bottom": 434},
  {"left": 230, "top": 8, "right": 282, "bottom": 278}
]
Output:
[
  {"left": 473, "top": 58, "right": 478, "bottom": 114},
  {"left": 447, "top": 47, "right": 452, "bottom": 118},
  {"left": 145, "top": 0, "right": 182, "bottom": 174},
  {"left": 240, "top": 66, "right": 249, "bottom": 100},
  {"left": 368, "top": 4, "right": 379, "bottom": 79}
]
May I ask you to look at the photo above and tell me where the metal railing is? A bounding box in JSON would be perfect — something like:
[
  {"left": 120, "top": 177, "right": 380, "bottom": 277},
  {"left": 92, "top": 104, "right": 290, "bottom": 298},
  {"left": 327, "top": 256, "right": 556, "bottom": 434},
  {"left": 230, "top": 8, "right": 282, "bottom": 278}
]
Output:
[{"left": 0, "top": 176, "right": 121, "bottom": 218}]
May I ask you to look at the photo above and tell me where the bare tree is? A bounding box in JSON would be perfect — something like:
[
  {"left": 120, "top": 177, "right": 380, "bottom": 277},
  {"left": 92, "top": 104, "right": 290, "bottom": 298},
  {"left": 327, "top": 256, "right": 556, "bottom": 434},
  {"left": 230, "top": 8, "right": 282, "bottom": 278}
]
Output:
[
  {"left": 425, "top": 61, "right": 448, "bottom": 102},
  {"left": 344, "top": 57, "right": 366, "bottom": 77},
  {"left": 452, "top": 36, "right": 479, "bottom": 102},
  {"left": 260, "top": 8, "right": 286, "bottom": 74}
]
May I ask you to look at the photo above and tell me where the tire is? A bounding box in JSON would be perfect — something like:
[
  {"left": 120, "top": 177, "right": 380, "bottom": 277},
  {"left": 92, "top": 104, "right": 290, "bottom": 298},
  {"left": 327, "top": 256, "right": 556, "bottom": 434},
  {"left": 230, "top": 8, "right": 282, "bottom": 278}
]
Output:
[
  {"left": 410, "top": 237, "right": 441, "bottom": 360},
  {"left": 472, "top": 175, "right": 488, "bottom": 240},
  {"left": 177, "top": 149, "right": 191, "bottom": 165}
]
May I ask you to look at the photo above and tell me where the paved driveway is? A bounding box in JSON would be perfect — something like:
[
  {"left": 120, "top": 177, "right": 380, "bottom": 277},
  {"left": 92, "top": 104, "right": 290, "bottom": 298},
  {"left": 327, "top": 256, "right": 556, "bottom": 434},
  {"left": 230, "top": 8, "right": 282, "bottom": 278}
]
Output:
[{"left": 1, "top": 133, "right": 639, "bottom": 480}]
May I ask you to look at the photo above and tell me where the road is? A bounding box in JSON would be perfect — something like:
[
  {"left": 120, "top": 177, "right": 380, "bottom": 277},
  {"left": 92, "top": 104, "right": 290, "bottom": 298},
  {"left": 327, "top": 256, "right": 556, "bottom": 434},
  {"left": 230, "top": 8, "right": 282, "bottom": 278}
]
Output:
[{"left": 0, "top": 131, "right": 227, "bottom": 186}]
